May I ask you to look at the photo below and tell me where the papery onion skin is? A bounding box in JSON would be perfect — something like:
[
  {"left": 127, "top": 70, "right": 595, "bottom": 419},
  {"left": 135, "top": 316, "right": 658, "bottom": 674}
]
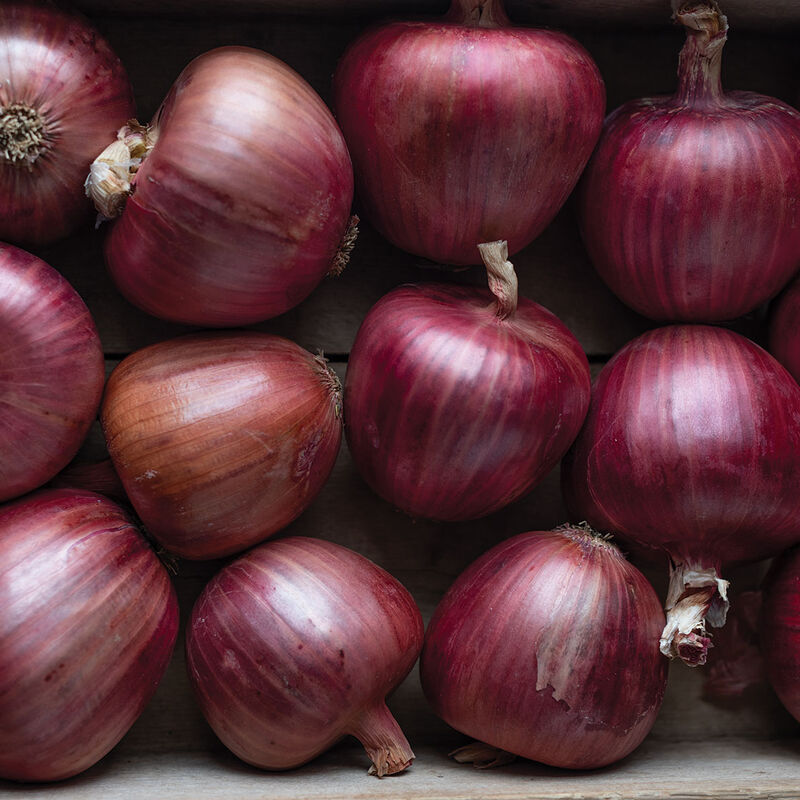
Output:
[
  {"left": 101, "top": 46, "right": 353, "bottom": 326},
  {"left": 101, "top": 332, "right": 343, "bottom": 560},
  {"left": 578, "top": 3, "right": 800, "bottom": 322},
  {"left": 0, "top": 3, "right": 134, "bottom": 245},
  {"left": 0, "top": 489, "right": 178, "bottom": 783},
  {"left": 332, "top": 0, "right": 604, "bottom": 265},
  {"left": 420, "top": 526, "right": 668, "bottom": 769},
  {"left": 768, "top": 275, "right": 800, "bottom": 384},
  {"left": 186, "top": 536, "right": 424, "bottom": 776},
  {"left": 0, "top": 244, "right": 105, "bottom": 503}
]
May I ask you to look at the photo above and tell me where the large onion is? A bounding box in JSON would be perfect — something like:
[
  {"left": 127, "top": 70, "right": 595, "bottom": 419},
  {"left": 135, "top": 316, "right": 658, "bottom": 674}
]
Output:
[
  {"left": 333, "top": 0, "right": 604, "bottom": 265},
  {"left": 0, "top": 489, "right": 178, "bottom": 782},
  {"left": 0, "top": 244, "right": 104, "bottom": 503},
  {"left": 344, "top": 241, "right": 590, "bottom": 521},
  {"left": 562, "top": 325, "right": 800, "bottom": 667},
  {"left": 420, "top": 525, "right": 667, "bottom": 769},
  {"left": 186, "top": 536, "right": 423, "bottom": 776}
]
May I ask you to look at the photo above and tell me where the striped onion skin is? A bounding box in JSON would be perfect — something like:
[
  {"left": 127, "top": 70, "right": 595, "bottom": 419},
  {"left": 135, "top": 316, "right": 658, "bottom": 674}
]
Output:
[
  {"left": 185, "top": 536, "right": 424, "bottom": 776},
  {"left": 769, "top": 274, "right": 800, "bottom": 384},
  {"left": 332, "top": 0, "right": 604, "bottom": 266},
  {"left": 562, "top": 325, "right": 800, "bottom": 665},
  {"left": 101, "top": 332, "right": 342, "bottom": 560},
  {"left": 0, "top": 244, "right": 104, "bottom": 503},
  {"left": 578, "top": 3, "right": 800, "bottom": 323},
  {"left": 420, "top": 526, "right": 667, "bottom": 769},
  {"left": 344, "top": 281, "right": 591, "bottom": 521},
  {"left": 0, "top": 489, "right": 178, "bottom": 782}
]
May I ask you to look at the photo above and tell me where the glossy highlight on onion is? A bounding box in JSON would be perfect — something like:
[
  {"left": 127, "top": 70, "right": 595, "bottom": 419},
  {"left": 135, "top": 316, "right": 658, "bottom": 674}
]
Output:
[
  {"left": 420, "top": 525, "right": 667, "bottom": 769},
  {"left": 333, "top": 0, "right": 604, "bottom": 265},
  {"left": 578, "top": 2, "right": 800, "bottom": 322},
  {"left": 0, "top": 244, "right": 105, "bottom": 503},
  {"left": 186, "top": 536, "right": 424, "bottom": 776},
  {"left": 0, "top": 489, "right": 179, "bottom": 782},
  {"left": 563, "top": 325, "right": 800, "bottom": 666}
]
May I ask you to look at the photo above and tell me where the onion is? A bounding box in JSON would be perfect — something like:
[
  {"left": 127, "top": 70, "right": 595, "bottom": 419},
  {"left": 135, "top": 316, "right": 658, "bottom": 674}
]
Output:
[
  {"left": 344, "top": 240, "right": 590, "bottom": 521},
  {"left": 578, "top": 2, "right": 800, "bottom": 322},
  {"left": 562, "top": 324, "right": 800, "bottom": 667},
  {"left": 768, "top": 275, "right": 800, "bottom": 384},
  {"left": 86, "top": 46, "right": 355, "bottom": 327},
  {"left": 420, "top": 525, "right": 667, "bottom": 769},
  {"left": 0, "top": 244, "right": 104, "bottom": 503},
  {"left": 101, "top": 332, "right": 342, "bottom": 560},
  {"left": 0, "top": 489, "right": 178, "bottom": 782},
  {"left": 186, "top": 536, "right": 423, "bottom": 776},
  {"left": 332, "top": 0, "right": 604, "bottom": 265},
  {"left": 0, "top": 2, "right": 134, "bottom": 246}
]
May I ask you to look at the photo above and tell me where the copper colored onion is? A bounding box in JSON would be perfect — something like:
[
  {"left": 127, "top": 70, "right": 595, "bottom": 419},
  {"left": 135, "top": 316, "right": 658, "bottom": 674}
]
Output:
[
  {"left": 420, "top": 526, "right": 667, "bottom": 769},
  {"left": 101, "top": 332, "right": 343, "bottom": 560},
  {"left": 0, "top": 489, "right": 178, "bottom": 782}
]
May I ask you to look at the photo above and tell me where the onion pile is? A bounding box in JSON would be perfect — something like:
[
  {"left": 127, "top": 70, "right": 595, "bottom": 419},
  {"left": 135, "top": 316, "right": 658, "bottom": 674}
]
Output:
[
  {"left": 563, "top": 325, "right": 800, "bottom": 667},
  {"left": 421, "top": 525, "right": 668, "bottom": 769},
  {"left": 578, "top": 2, "right": 800, "bottom": 322},
  {"left": 344, "top": 241, "right": 590, "bottom": 521},
  {"left": 0, "top": 3, "right": 134, "bottom": 245},
  {"left": 333, "top": 0, "right": 604, "bottom": 265},
  {"left": 186, "top": 536, "right": 423, "bottom": 776},
  {"left": 0, "top": 489, "right": 178, "bottom": 782}
]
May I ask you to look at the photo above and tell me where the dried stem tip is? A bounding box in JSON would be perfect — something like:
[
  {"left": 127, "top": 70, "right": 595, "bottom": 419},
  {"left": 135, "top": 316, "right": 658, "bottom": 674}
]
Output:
[{"left": 478, "top": 240, "right": 518, "bottom": 320}]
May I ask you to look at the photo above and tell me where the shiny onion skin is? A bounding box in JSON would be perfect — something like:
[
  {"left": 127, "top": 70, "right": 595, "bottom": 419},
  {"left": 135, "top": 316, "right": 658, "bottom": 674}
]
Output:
[
  {"left": 578, "top": 3, "right": 800, "bottom": 322},
  {"left": 761, "top": 547, "right": 800, "bottom": 722},
  {"left": 0, "top": 244, "right": 104, "bottom": 502},
  {"left": 101, "top": 332, "right": 342, "bottom": 560},
  {"left": 344, "top": 241, "right": 590, "bottom": 521},
  {"left": 0, "top": 3, "right": 134, "bottom": 245},
  {"left": 0, "top": 489, "right": 178, "bottom": 782},
  {"left": 563, "top": 325, "right": 800, "bottom": 667},
  {"left": 420, "top": 526, "right": 667, "bottom": 769},
  {"left": 332, "top": 0, "right": 604, "bottom": 265},
  {"left": 88, "top": 46, "right": 354, "bottom": 326},
  {"left": 186, "top": 536, "right": 424, "bottom": 776},
  {"left": 768, "top": 275, "right": 800, "bottom": 384}
]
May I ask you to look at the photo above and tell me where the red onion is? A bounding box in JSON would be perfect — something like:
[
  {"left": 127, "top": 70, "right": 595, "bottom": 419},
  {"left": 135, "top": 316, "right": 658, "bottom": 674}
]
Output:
[
  {"left": 86, "top": 46, "right": 355, "bottom": 327},
  {"left": 562, "top": 325, "right": 800, "bottom": 667},
  {"left": 332, "top": 0, "right": 604, "bottom": 265},
  {"left": 186, "top": 536, "right": 423, "bottom": 776},
  {"left": 0, "top": 489, "right": 178, "bottom": 782},
  {"left": 769, "top": 275, "right": 800, "bottom": 384},
  {"left": 761, "top": 548, "right": 800, "bottom": 722},
  {"left": 578, "top": 2, "right": 800, "bottom": 322},
  {"left": 0, "top": 244, "right": 104, "bottom": 503},
  {"left": 101, "top": 332, "right": 342, "bottom": 560},
  {"left": 0, "top": 3, "right": 134, "bottom": 246},
  {"left": 344, "top": 241, "right": 590, "bottom": 521},
  {"left": 420, "top": 525, "right": 667, "bottom": 769}
]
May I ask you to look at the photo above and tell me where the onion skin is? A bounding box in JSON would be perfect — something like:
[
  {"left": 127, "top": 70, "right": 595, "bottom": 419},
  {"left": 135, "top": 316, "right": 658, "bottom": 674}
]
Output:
[
  {"left": 332, "top": 0, "right": 604, "bottom": 265},
  {"left": 0, "top": 244, "right": 105, "bottom": 503},
  {"left": 0, "top": 2, "right": 134, "bottom": 245},
  {"left": 768, "top": 275, "right": 800, "bottom": 384},
  {"left": 0, "top": 489, "right": 178, "bottom": 782},
  {"left": 101, "top": 332, "right": 343, "bottom": 560},
  {"left": 420, "top": 526, "right": 668, "bottom": 769},
  {"left": 562, "top": 324, "right": 800, "bottom": 666},
  {"left": 578, "top": 3, "right": 800, "bottom": 322},
  {"left": 186, "top": 536, "right": 424, "bottom": 776},
  {"left": 99, "top": 46, "right": 353, "bottom": 326}
]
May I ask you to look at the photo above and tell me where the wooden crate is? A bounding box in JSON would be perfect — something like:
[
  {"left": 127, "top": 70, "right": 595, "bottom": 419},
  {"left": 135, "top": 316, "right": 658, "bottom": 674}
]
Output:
[{"left": 6, "top": 2, "right": 800, "bottom": 797}]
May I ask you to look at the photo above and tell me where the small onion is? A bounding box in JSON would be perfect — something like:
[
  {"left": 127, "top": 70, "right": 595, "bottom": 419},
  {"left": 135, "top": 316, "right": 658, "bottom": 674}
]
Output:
[
  {"left": 562, "top": 325, "right": 800, "bottom": 667},
  {"left": 0, "top": 243, "right": 104, "bottom": 503},
  {"left": 344, "top": 240, "right": 590, "bottom": 521},
  {"left": 768, "top": 275, "right": 800, "bottom": 384},
  {"left": 0, "top": 2, "right": 134, "bottom": 245},
  {"left": 186, "top": 536, "right": 424, "bottom": 776},
  {"left": 87, "top": 46, "right": 355, "bottom": 327},
  {"left": 0, "top": 489, "right": 178, "bottom": 782},
  {"left": 101, "top": 332, "right": 343, "bottom": 560},
  {"left": 333, "top": 0, "right": 604, "bottom": 265},
  {"left": 578, "top": 2, "right": 800, "bottom": 322},
  {"left": 420, "top": 525, "right": 668, "bottom": 769}
]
